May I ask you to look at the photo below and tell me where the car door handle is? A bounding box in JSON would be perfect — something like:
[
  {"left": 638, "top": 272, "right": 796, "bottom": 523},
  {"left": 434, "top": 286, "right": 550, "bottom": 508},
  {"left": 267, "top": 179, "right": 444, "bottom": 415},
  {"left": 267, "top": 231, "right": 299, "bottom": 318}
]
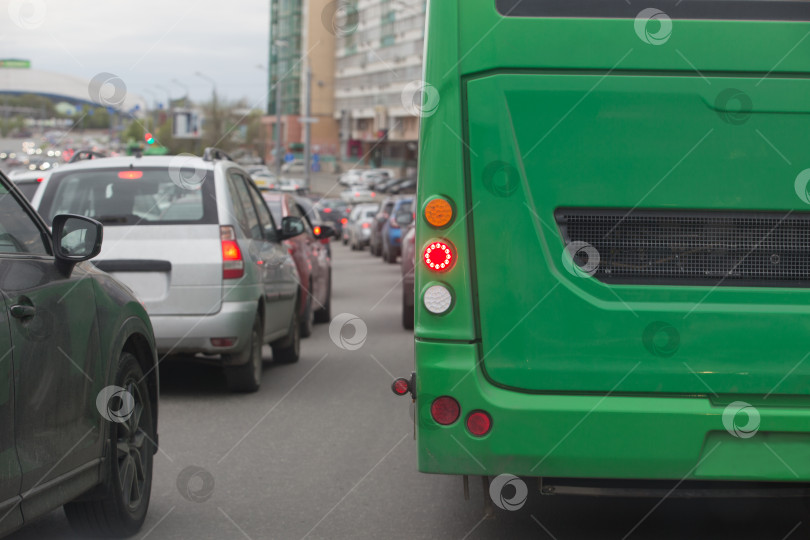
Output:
[{"left": 10, "top": 304, "right": 36, "bottom": 319}]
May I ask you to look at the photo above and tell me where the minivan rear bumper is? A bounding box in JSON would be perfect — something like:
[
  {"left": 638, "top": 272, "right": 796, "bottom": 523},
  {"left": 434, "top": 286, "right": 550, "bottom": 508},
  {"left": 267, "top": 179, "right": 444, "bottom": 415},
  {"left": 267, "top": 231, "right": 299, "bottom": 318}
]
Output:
[
  {"left": 151, "top": 300, "right": 256, "bottom": 357},
  {"left": 415, "top": 340, "right": 810, "bottom": 482}
]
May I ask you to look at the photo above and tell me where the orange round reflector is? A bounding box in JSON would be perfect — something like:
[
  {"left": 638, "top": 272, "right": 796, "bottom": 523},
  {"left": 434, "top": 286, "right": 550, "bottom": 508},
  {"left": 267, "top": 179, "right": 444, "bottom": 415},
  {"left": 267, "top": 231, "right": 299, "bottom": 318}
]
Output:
[{"left": 424, "top": 198, "right": 453, "bottom": 228}]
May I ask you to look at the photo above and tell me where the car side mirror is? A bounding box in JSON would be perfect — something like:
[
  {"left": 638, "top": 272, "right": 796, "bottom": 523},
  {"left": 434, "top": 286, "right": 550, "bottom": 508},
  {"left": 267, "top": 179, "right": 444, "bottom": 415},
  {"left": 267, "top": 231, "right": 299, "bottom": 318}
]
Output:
[
  {"left": 313, "top": 224, "right": 335, "bottom": 240},
  {"left": 395, "top": 211, "right": 413, "bottom": 226},
  {"left": 52, "top": 214, "right": 103, "bottom": 274},
  {"left": 52, "top": 214, "right": 103, "bottom": 261},
  {"left": 279, "top": 216, "right": 305, "bottom": 240}
]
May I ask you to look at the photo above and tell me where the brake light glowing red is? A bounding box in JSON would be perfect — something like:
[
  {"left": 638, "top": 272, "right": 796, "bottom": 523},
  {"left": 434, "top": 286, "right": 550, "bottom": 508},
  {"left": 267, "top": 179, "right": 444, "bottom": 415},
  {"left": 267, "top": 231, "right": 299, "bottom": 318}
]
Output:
[
  {"left": 323, "top": 208, "right": 332, "bottom": 213},
  {"left": 36, "top": 177, "right": 44, "bottom": 183},
  {"left": 362, "top": 222, "right": 370, "bottom": 229},
  {"left": 341, "top": 218, "right": 348, "bottom": 225},
  {"left": 118, "top": 171, "right": 143, "bottom": 180},
  {"left": 431, "top": 396, "right": 460, "bottom": 425},
  {"left": 220, "top": 226, "right": 244, "bottom": 279},
  {"left": 466, "top": 411, "right": 492, "bottom": 436},
  {"left": 423, "top": 241, "right": 454, "bottom": 272}
]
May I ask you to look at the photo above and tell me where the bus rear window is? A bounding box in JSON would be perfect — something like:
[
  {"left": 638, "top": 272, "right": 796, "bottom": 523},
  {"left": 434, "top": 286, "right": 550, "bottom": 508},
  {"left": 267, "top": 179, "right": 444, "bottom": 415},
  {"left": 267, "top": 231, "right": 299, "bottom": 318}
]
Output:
[{"left": 496, "top": 0, "right": 810, "bottom": 21}]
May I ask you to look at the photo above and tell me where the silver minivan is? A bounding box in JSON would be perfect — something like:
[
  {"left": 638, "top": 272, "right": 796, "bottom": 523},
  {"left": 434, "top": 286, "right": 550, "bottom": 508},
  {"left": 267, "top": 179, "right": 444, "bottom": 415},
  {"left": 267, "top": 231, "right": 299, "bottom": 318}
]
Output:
[{"left": 32, "top": 149, "right": 309, "bottom": 392}]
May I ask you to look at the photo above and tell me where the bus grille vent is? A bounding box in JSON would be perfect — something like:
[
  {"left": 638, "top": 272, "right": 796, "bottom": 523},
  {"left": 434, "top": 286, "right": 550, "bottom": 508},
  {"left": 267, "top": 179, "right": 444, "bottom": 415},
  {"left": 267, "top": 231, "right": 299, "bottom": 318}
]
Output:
[{"left": 556, "top": 209, "right": 810, "bottom": 287}]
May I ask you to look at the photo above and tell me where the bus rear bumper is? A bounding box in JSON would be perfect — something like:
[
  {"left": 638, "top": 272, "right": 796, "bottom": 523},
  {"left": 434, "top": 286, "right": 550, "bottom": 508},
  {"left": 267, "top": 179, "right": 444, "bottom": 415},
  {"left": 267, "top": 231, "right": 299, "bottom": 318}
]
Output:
[{"left": 415, "top": 340, "right": 810, "bottom": 482}]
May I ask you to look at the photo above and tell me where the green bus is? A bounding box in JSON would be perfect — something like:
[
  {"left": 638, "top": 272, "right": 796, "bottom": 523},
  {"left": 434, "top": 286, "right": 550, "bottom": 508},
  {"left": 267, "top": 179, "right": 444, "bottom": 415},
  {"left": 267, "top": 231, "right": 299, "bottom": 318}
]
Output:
[{"left": 394, "top": 0, "right": 810, "bottom": 503}]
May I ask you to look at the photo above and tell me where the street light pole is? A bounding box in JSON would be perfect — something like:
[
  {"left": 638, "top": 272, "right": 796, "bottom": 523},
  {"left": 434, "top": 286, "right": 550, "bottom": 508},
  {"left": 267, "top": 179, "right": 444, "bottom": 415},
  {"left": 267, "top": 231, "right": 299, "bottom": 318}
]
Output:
[
  {"left": 195, "top": 72, "right": 218, "bottom": 143},
  {"left": 273, "top": 40, "right": 288, "bottom": 180},
  {"left": 303, "top": 64, "right": 312, "bottom": 188}
]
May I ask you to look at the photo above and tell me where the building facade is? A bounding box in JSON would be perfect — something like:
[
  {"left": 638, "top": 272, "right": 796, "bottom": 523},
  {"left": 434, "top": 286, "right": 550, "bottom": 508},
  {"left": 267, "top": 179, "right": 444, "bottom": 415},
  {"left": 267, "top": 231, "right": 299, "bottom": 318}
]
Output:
[
  {"left": 263, "top": 0, "right": 340, "bottom": 165},
  {"left": 334, "top": 0, "right": 426, "bottom": 172}
]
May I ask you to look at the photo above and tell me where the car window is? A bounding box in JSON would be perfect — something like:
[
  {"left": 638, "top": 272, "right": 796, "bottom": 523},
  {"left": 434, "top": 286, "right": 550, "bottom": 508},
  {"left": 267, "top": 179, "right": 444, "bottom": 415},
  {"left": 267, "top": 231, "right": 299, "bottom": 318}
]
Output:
[
  {"left": 0, "top": 183, "right": 49, "bottom": 255},
  {"left": 38, "top": 167, "right": 217, "bottom": 226},
  {"left": 229, "top": 172, "right": 263, "bottom": 241},
  {"left": 244, "top": 179, "right": 278, "bottom": 243},
  {"left": 226, "top": 176, "right": 251, "bottom": 238}
]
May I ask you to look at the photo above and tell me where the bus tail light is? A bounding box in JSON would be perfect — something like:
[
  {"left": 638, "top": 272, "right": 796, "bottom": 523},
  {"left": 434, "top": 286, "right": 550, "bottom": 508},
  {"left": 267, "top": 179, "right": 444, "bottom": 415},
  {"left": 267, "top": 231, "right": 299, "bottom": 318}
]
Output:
[
  {"left": 423, "top": 240, "right": 455, "bottom": 272},
  {"left": 423, "top": 284, "right": 452, "bottom": 314},
  {"left": 466, "top": 411, "right": 492, "bottom": 436},
  {"left": 220, "top": 226, "right": 244, "bottom": 279},
  {"left": 425, "top": 198, "right": 453, "bottom": 228},
  {"left": 431, "top": 396, "right": 460, "bottom": 425}
]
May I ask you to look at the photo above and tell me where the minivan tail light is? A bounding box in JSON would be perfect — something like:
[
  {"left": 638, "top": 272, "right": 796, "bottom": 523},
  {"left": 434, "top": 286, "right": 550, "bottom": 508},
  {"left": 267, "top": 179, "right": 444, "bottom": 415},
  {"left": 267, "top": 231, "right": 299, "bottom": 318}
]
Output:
[{"left": 220, "top": 226, "right": 244, "bottom": 279}]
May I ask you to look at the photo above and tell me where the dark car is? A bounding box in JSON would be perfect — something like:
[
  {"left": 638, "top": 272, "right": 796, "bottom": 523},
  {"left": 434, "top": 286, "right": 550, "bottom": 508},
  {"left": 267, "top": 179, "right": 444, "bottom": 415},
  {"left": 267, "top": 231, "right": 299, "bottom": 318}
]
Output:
[
  {"left": 0, "top": 172, "right": 159, "bottom": 537},
  {"left": 377, "top": 176, "right": 414, "bottom": 193},
  {"left": 369, "top": 198, "right": 396, "bottom": 257},
  {"left": 381, "top": 198, "right": 414, "bottom": 263},
  {"left": 263, "top": 192, "right": 334, "bottom": 337},
  {"left": 314, "top": 198, "right": 352, "bottom": 240},
  {"left": 401, "top": 224, "right": 416, "bottom": 329},
  {"left": 387, "top": 177, "right": 417, "bottom": 195}
]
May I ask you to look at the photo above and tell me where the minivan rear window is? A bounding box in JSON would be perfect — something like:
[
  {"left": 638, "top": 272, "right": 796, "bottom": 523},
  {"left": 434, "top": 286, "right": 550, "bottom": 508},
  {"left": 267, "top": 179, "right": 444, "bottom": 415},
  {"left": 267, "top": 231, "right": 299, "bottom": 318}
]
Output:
[
  {"left": 39, "top": 167, "right": 218, "bottom": 226},
  {"left": 496, "top": 0, "right": 810, "bottom": 21}
]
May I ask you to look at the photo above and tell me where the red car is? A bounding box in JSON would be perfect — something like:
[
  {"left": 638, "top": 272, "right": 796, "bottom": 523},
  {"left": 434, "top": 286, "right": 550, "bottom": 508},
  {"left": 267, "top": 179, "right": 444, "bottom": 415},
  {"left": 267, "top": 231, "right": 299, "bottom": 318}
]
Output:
[{"left": 262, "top": 192, "right": 333, "bottom": 337}]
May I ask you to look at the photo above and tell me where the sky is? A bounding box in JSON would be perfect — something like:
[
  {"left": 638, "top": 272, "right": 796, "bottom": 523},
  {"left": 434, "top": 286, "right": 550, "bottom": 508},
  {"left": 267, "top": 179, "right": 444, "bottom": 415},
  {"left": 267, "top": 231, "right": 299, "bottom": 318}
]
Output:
[{"left": 1, "top": 0, "right": 270, "bottom": 110}]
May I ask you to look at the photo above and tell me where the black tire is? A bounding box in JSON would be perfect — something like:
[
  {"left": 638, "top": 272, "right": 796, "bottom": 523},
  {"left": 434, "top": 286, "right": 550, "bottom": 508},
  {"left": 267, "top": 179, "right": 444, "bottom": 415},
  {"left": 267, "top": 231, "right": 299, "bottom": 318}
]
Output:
[
  {"left": 64, "top": 352, "right": 154, "bottom": 538},
  {"left": 300, "top": 288, "right": 314, "bottom": 338},
  {"left": 402, "top": 288, "right": 414, "bottom": 330},
  {"left": 273, "top": 300, "right": 301, "bottom": 363},
  {"left": 314, "top": 273, "right": 331, "bottom": 323},
  {"left": 224, "top": 314, "right": 264, "bottom": 393},
  {"left": 385, "top": 245, "right": 397, "bottom": 264}
]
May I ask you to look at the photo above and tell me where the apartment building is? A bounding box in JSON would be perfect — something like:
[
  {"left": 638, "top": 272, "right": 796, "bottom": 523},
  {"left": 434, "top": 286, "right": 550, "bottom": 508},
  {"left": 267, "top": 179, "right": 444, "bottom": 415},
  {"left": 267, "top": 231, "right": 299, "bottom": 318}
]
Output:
[
  {"left": 334, "top": 0, "right": 426, "bottom": 171},
  {"left": 263, "top": 0, "right": 340, "bottom": 164}
]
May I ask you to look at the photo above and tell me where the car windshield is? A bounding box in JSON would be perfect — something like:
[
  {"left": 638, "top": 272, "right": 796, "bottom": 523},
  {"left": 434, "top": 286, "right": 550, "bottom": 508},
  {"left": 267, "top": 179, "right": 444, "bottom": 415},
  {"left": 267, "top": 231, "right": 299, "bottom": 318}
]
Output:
[{"left": 39, "top": 167, "right": 217, "bottom": 226}]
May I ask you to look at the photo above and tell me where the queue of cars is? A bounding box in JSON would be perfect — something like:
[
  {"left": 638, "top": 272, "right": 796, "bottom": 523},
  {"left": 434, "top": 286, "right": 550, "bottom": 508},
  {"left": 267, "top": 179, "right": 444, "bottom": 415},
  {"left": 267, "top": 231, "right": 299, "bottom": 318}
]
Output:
[{"left": 335, "top": 192, "right": 415, "bottom": 330}]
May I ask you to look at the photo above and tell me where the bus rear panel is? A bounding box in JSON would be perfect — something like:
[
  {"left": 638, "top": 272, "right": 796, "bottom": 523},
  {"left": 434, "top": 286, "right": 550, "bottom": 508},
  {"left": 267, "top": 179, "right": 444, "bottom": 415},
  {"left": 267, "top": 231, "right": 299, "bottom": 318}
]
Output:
[{"left": 413, "top": 0, "right": 810, "bottom": 483}]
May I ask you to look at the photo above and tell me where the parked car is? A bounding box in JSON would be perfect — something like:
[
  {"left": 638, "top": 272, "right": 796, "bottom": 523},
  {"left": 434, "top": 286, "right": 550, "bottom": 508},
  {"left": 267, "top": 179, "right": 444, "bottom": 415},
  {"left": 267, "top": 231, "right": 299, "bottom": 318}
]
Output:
[
  {"left": 338, "top": 170, "right": 362, "bottom": 186},
  {"left": 401, "top": 223, "right": 416, "bottom": 329},
  {"left": 387, "top": 177, "right": 417, "bottom": 195},
  {"left": 347, "top": 203, "right": 380, "bottom": 250},
  {"left": 0, "top": 170, "right": 159, "bottom": 538},
  {"left": 281, "top": 159, "right": 306, "bottom": 174},
  {"left": 377, "top": 176, "right": 414, "bottom": 193},
  {"left": 358, "top": 169, "right": 390, "bottom": 189},
  {"left": 314, "top": 198, "right": 352, "bottom": 239},
  {"left": 381, "top": 198, "right": 414, "bottom": 263},
  {"left": 32, "top": 148, "right": 305, "bottom": 393},
  {"left": 369, "top": 198, "right": 397, "bottom": 256},
  {"left": 262, "top": 192, "right": 334, "bottom": 337}
]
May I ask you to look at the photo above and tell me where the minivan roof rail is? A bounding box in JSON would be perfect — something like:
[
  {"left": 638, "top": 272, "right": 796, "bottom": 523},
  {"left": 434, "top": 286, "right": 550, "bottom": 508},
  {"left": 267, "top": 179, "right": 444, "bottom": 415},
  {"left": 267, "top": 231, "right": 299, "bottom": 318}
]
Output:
[
  {"left": 203, "top": 147, "right": 234, "bottom": 162},
  {"left": 69, "top": 149, "right": 108, "bottom": 163}
]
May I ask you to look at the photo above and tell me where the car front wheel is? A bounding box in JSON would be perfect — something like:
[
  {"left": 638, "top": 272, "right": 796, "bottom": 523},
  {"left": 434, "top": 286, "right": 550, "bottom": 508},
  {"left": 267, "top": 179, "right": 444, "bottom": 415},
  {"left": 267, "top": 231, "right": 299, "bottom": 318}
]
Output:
[{"left": 64, "top": 351, "right": 154, "bottom": 538}]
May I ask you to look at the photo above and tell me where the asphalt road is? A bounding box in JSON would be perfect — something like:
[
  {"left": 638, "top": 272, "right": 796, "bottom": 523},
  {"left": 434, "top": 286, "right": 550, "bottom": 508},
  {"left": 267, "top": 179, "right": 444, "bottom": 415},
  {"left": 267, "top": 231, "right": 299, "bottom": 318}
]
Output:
[{"left": 8, "top": 243, "right": 809, "bottom": 540}]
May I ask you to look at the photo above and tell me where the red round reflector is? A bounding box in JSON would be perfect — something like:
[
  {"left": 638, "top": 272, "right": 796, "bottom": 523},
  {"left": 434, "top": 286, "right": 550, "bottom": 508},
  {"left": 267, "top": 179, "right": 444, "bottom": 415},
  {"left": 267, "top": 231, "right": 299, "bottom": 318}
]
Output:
[
  {"left": 391, "top": 378, "right": 410, "bottom": 396},
  {"left": 466, "top": 411, "right": 492, "bottom": 436},
  {"left": 423, "top": 240, "right": 455, "bottom": 272},
  {"left": 431, "top": 396, "right": 460, "bottom": 425}
]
